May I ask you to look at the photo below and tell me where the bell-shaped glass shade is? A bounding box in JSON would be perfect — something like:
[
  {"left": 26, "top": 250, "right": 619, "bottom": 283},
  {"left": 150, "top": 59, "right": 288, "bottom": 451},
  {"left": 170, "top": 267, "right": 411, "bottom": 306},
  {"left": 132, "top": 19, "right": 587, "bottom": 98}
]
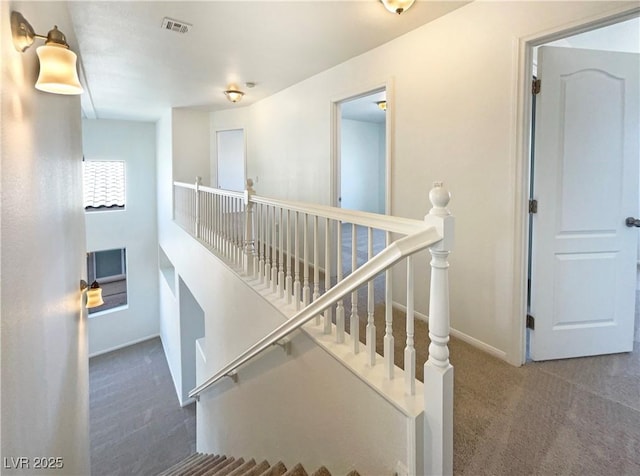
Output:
[
  {"left": 35, "top": 45, "right": 83, "bottom": 95},
  {"left": 380, "top": 0, "right": 415, "bottom": 14},
  {"left": 86, "top": 287, "right": 104, "bottom": 309}
]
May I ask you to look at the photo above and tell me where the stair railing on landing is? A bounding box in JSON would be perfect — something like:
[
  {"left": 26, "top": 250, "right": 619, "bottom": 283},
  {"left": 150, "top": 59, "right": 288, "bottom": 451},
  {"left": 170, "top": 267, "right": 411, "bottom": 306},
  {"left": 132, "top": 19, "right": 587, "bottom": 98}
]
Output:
[{"left": 173, "top": 178, "right": 454, "bottom": 475}]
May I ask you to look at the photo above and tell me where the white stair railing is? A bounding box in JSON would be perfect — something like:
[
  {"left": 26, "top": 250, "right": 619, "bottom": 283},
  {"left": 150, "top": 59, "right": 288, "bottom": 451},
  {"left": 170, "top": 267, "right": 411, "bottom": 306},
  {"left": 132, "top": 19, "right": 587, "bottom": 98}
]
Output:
[{"left": 173, "top": 178, "right": 454, "bottom": 475}]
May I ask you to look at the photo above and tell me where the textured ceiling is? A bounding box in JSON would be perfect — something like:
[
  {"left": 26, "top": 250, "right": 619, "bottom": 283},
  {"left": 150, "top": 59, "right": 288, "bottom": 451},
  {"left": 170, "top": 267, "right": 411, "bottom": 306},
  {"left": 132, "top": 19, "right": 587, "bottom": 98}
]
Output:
[{"left": 68, "top": 1, "right": 468, "bottom": 121}]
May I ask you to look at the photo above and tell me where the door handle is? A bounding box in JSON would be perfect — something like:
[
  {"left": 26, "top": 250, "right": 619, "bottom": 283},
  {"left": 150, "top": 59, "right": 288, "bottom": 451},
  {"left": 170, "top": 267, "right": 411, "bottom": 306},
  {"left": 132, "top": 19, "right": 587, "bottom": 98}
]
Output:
[{"left": 625, "top": 217, "right": 640, "bottom": 227}]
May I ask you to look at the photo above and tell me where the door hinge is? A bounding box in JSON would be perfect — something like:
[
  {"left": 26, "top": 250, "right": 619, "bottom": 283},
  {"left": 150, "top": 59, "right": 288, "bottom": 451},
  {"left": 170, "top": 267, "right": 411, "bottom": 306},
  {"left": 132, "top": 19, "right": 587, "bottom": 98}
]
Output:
[
  {"left": 529, "top": 199, "right": 538, "bottom": 214},
  {"left": 526, "top": 314, "right": 535, "bottom": 330},
  {"left": 532, "top": 79, "right": 541, "bottom": 95}
]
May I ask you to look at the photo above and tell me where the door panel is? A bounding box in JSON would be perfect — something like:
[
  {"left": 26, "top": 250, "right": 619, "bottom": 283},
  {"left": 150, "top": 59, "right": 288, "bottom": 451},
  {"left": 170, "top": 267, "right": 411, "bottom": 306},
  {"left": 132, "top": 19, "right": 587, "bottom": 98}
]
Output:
[{"left": 530, "top": 46, "right": 639, "bottom": 361}]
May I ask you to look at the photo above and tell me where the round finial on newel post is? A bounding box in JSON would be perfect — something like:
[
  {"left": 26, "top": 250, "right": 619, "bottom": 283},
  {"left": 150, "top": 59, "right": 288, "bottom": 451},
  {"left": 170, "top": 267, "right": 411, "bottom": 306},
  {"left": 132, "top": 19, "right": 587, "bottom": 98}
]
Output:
[
  {"left": 246, "top": 178, "right": 255, "bottom": 194},
  {"left": 429, "top": 182, "right": 451, "bottom": 217}
]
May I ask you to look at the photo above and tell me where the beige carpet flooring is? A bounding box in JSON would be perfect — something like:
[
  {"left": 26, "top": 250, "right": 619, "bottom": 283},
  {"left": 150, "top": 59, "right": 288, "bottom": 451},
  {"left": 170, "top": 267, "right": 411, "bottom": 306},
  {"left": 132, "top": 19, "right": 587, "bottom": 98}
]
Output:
[{"left": 331, "top": 304, "right": 634, "bottom": 475}]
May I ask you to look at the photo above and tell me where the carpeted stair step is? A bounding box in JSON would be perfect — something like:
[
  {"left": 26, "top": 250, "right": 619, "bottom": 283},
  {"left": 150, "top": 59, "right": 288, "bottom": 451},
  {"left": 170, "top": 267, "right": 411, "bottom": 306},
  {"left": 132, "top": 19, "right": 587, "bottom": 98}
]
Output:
[
  {"left": 243, "top": 460, "right": 271, "bottom": 476},
  {"left": 158, "top": 453, "right": 204, "bottom": 476},
  {"left": 190, "top": 454, "right": 225, "bottom": 476},
  {"left": 310, "top": 467, "right": 331, "bottom": 476},
  {"left": 283, "top": 463, "right": 308, "bottom": 476},
  {"left": 257, "top": 461, "right": 288, "bottom": 476},
  {"left": 227, "top": 459, "right": 258, "bottom": 476},
  {"left": 158, "top": 454, "right": 360, "bottom": 476}
]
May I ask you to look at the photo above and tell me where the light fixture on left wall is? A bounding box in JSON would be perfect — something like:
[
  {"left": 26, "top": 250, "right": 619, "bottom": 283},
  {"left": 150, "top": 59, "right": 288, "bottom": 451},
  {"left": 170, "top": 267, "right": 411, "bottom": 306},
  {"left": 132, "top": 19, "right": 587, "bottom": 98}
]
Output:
[
  {"left": 80, "top": 280, "right": 104, "bottom": 309},
  {"left": 11, "top": 11, "right": 83, "bottom": 95}
]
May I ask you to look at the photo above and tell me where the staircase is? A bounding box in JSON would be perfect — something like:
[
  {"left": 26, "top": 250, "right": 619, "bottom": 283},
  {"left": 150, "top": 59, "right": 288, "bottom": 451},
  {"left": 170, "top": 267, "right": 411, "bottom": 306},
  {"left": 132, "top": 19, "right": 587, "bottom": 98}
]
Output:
[{"left": 158, "top": 453, "right": 361, "bottom": 476}]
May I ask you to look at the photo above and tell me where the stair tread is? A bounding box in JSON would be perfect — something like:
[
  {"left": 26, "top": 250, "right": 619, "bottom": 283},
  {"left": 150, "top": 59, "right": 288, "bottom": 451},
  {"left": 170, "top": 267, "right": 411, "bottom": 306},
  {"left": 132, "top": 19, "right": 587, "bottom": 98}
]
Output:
[
  {"left": 158, "top": 453, "right": 204, "bottom": 476},
  {"left": 244, "top": 460, "right": 271, "bottom": 476},
  {"left": 258, "top": 461, "right": 287, "bottom": 476},
  {"left": 200, "top": 456, "right": 234, "bottom": 476},
  {"left": 310, "top": 467, "right": 332, "bottom": 476},
  {"left": 160, "top": 455, "right": 359, "bottom": 476},
  {"left": 283, "top": 463, "right": 308, "bottom": 476},
  {"left": 227, "top": 458, "right": 257, "bottom": 476},
  {"left": 189, "top": 455, "right": 225, "bottom": 476},
  {"left": 213, "top": 457, "right": 244, "bottom": 476}
]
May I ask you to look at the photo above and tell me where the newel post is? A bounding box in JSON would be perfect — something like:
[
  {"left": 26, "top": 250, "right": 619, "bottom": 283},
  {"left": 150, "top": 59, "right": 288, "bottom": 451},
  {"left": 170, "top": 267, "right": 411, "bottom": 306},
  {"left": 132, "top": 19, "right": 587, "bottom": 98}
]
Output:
[
  {"left": 244, "top": 178, "right": 256, "bottom": 276},
  {"left": 194, "top": 176, "right": 202, "bottom": 238},
  {"left": 423, "top": 182, "right": 454, "bottom": 476}
]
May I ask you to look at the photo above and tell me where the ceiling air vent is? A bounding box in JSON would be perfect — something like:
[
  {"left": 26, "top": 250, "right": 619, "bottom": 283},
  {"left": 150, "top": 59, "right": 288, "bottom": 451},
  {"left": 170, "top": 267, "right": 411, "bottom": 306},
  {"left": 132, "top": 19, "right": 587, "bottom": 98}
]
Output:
[{"left": 161, "top": 17, "right": 191, "bottom": 34}]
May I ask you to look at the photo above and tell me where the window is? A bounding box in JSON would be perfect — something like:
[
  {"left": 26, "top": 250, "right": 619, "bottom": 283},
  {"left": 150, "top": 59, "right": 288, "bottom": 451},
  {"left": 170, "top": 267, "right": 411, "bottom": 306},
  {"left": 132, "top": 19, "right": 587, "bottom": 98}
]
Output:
[
  {"left": 87, "top": 248, "right": 127, "bottom": 314},
  {"left": 83, "top": 160, "right": 125, "bottom": 211}
]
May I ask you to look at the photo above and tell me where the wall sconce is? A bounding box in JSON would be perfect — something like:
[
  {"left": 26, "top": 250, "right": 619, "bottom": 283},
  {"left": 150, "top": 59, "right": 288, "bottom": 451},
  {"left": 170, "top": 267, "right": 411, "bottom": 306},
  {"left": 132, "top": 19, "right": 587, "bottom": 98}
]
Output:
[
  {"left": 80, "top": 280, "right": 104, "bottom": 309},
  {"left": 380, "top": 0, "right": 415, "bottom": 15},
  {"left": 224, "top": 88, "right": 245, "bottom": 103},
  {"left": 376, "top": 100, "right": 387, "bottom": 111},
  {"left": 11, "top": 11, "right": 83, "bottom": 95}
]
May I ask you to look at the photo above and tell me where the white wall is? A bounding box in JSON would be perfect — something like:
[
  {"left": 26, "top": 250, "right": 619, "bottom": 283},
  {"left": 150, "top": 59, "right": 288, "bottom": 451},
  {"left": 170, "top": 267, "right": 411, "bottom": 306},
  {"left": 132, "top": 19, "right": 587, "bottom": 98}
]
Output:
[
  {"left": 83, "top": 119, "right": 160, "bottom": 356},
  {"left": 173, "top": 108, "right": 211, "bottom": 186},
  {"left": 0, "top": 2, "right": 90, "bottom": 473},
  {"left": 210, "top": 1, "right": 636, "bottom": 365},
  {"left": 340, "top": 119, "right": 385, "bottom": 213},
  {"left": 178, "top": 278, "right": 205, "bottom": 403},
  {"left": 158, "top": 108, "right": 213, "bottom": 403}
]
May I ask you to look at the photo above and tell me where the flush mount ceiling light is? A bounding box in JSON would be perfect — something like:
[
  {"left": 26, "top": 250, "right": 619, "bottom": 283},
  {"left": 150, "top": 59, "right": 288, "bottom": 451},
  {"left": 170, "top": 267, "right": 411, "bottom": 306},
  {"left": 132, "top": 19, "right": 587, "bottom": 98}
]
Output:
[
  {"left": 224, "top": 88, "right": 245, "bottom": 103},
  {"left": 376, "top": 100, "right": 387, "bottom": 111},
  {"left": 380, "top": 0, "right": 416, "bottom": 15},
  {"left": 11, "top": 11, "right": 83, "bottom": 95}
]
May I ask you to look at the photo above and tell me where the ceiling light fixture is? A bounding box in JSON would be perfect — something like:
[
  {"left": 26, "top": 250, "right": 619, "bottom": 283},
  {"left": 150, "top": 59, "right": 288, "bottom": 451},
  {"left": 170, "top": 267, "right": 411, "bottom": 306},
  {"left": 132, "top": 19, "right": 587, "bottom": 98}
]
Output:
[
  {"left": 380, "top": 0, "right": 415, "bottom": 15},
  {"left": 376, "top": 100, "right": 387, "bottom": 111},
  {"left": 224, "top": 88, "right": 245, "bottom": 103},
  {"left": 10, "top": 11, "right": 83, "bottom": 95}
]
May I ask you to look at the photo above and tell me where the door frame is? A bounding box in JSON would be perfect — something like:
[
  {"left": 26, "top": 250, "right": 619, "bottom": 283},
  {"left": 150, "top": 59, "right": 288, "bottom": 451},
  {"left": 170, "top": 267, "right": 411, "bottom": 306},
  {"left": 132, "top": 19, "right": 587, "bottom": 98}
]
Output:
[
  {"left": 213, "top": 127, "right": 247, "bottom": 192},
  {"left": 330, "top": 78, "right": 394, "bottom": 214},
  {"left": 512, "top": 6, "right": 640, "bottom": 365}
]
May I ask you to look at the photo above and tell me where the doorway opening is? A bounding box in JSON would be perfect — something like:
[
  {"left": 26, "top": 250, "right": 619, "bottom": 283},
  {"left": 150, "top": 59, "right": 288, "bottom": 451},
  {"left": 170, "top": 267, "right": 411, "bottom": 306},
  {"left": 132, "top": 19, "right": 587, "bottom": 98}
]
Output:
[
  {"left": 331, "top": 86, "right": 391, "bottom": 214},
  {"left": 522, "top": 13, "right": 640, "bottom": 362},
  {"left": 215, "top": 128, "right": 246, "bottom": 192}
]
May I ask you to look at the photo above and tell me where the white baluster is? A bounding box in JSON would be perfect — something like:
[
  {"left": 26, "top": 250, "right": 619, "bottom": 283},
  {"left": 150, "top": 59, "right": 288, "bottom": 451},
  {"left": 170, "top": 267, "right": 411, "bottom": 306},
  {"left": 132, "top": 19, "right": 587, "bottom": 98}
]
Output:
[
  {"left": 366, "top": 227, "right": 376, "bottom": 366},
  {"left": 303, "top": 213, "right": 310, "bottom": 306},
  {"left": 244, "top": 181, "right": 255, "bottom": 275},
  {"left": 424, "top": 182, "right": 454, "bottom": 476},
  {"left": 258, "top": 203, "right": 265, "bottom": 283},
  {"left": 384, "top": 230, "right": 394, "bottom": 379},
  {"left": 350, "top": 224, "right": 359, "bottom": 354},
  {"left": 294, "top": 211, "right": 301, "bottom": 310},
  {"left": 404, "top": 256, "right": 415, "bottom": 395},
  {"left": 335, "top": 221, "right": 345, "bottom": 343},
  {"left": 286, "top": 209, "right": 293, "bottom": 304},
  {"left": 278, "top": 207, "right": 285, "bottom": 298},
  {"left": 271, "top": 206, "right": 278, "bottom": 293},
  {"left": 313, "top": 215, "right": 320, "bottom": 325},
  {"left": 323, "top": 218, "right": 332, "bottom": 334},
  {"left": 195, "top": 177, "right": 201, "bottom": 238},
  {"left": 265, "top": 205, "right": 272, "bottom": 289}
]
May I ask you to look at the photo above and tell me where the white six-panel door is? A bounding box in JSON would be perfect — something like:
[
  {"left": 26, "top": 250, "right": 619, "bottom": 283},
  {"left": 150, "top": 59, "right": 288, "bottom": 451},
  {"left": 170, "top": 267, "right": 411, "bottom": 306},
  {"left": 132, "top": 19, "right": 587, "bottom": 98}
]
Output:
[{"left": 530, "top": 46, "right": 639, "bottom": 361}]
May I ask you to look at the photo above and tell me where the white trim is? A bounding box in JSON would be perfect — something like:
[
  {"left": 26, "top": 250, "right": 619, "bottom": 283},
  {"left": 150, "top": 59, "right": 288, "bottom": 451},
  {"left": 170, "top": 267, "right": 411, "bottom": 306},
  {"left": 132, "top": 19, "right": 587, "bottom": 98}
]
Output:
[
  {"left": 330, "top": 78, "right": 395, "bottom": 214},
  {"left": 213, "top": 127, "right": 247, "bottom": 192},
  {"left": 180, "top": 397, "right": 196, "bottom": 408},
  {"left": 513, "top": 5, "right": 640, "bottom": 367},
  {"left": 392, "top": 301, "right": 508, "bottom": 362},
  {"left": 449, "top": 328, "right": 507, "bottom": 362},
  {"left": 88, "top": 333, "right": 160, "bottom": 358}
]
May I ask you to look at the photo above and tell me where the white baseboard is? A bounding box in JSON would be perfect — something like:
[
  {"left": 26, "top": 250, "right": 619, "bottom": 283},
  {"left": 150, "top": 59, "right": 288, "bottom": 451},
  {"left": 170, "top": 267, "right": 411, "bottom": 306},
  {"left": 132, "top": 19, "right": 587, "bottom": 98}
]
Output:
[
  {"left": 391, "top": 301, "right": 507, "bottom": 362},
  {"left": 89, "top": 333, "right": 160, "bottom": 358},
  {"left": 180, "top": 397, "right": 196, "bottom": 407},
  {"left": 449, "top": 328, "right": 507, "bottom": 361}
]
